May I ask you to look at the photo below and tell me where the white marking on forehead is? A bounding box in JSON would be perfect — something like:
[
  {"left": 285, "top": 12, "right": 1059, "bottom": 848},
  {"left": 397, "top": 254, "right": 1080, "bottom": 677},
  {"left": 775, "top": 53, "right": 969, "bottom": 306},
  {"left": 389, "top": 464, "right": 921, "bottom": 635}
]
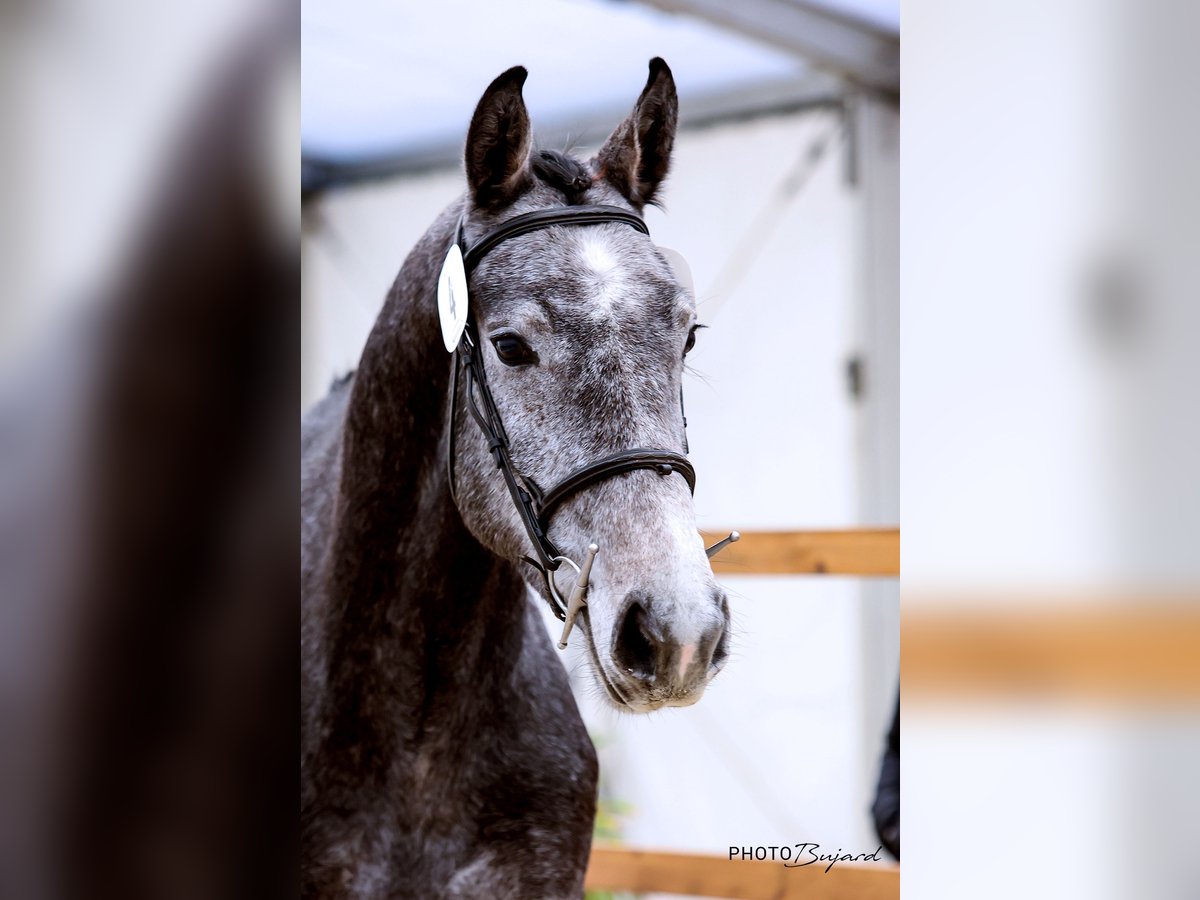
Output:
[
  {"left": 581, "top": 237, "right": 618, "bottom": 276},
  {"left": 579, "top": 235, "right": 628, "bottom": 315}
]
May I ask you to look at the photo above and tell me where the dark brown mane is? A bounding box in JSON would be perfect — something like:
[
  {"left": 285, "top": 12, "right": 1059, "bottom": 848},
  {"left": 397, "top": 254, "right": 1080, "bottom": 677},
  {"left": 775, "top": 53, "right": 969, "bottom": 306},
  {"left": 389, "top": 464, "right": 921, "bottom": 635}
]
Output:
[{"left": 531, "top": 149, "right": 591, "bottom": 200}]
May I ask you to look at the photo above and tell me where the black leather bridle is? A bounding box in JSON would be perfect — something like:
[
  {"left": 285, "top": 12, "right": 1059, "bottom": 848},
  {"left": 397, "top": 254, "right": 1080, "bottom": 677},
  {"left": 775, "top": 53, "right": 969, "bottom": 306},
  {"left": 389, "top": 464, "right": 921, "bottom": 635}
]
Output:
[{"left": 446, "top": 204, "right": 697, "bottom": 634}]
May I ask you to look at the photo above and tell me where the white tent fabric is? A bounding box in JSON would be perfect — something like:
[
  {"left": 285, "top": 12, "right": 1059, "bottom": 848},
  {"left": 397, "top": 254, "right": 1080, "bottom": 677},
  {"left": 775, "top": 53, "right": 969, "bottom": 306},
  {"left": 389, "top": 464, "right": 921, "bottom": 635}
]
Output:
[{"left": 301, "top": 0, "right": 896, "bottom": 163}]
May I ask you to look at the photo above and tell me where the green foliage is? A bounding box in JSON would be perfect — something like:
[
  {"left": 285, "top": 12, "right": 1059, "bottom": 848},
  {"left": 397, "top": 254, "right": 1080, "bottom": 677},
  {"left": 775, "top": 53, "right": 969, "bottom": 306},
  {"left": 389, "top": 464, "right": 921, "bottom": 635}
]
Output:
[
  {"left": 593, "top": 797, "right": 634, "bottom": 843},
  {"left": 585, "top": 733, "right": 640, "bottom": 900}
]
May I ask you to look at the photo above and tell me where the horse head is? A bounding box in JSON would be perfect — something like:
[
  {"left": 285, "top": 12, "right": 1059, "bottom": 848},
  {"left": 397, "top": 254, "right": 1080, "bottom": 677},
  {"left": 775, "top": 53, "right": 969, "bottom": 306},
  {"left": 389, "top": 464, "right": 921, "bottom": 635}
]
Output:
[{"left": 447, "top": 60, "right": 730, "bottom": 713}]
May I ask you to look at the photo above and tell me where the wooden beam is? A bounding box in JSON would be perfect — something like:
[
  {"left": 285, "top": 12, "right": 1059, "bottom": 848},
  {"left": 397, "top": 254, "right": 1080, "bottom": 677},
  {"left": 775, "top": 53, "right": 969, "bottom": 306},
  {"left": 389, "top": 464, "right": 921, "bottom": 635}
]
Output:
[
  {"left": 585, "top": 846, "right": 899, "bottom": 899},
  {"left": 701, "top": 528, "right": 899, "bottom": 576},
  {"left": 902, "top": 603, "right": 1200, "bottom": 703}
]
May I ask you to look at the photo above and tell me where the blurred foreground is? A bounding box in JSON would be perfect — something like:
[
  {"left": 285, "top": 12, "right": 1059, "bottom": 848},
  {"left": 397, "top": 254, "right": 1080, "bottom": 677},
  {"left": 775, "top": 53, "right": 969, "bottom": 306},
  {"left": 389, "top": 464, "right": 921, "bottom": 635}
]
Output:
[
  {"left": 0, "top": 2, "right": 296, "bottom": 897},
  {"left": 904, "top": 1, "right": 1200, "bottom": 897}
]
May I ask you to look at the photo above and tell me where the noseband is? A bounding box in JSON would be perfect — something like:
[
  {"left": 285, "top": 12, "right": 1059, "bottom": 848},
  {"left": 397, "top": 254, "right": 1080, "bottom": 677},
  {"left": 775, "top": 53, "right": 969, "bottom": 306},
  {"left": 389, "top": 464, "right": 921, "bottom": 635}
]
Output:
[{"left": 446, "top": 204, "right": 734, "bottom": 648}]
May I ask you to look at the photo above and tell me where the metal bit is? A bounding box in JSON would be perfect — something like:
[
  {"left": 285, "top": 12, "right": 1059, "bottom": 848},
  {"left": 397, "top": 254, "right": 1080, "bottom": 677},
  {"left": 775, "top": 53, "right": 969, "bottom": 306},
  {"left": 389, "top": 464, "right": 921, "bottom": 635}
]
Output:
[
  {"left": 557, "top": 543, "right": 598, "bottom": 650},
  {"left": 705, "top": 530, "right": 741, "bottom": 559}
]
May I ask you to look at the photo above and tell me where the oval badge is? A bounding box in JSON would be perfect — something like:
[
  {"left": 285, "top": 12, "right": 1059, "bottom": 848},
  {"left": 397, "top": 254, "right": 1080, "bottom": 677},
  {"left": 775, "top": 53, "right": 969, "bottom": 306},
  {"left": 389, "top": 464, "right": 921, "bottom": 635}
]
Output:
[{"left": 437, "top": 244, "right": 469, "bottom": 352}]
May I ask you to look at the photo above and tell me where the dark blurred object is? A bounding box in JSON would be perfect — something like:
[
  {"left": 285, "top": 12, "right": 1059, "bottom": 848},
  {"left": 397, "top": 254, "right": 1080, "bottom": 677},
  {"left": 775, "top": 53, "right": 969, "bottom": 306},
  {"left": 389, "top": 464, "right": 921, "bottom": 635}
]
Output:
[
  {"left": 871, "top": 694, "right": 899, "bottom": 859},
  {"left": 1084, "top": 250, "right": 1144, "bottom": 355},
  {"left": 0, "top": 14, "right": 296, "bottom": 900}
]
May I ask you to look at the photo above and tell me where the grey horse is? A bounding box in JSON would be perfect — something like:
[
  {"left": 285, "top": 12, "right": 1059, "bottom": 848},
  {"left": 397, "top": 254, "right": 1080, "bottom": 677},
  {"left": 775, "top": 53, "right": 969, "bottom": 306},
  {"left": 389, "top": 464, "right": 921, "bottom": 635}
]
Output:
[{"left": 301, "top": 59, "right": 730, "bottom": 898}]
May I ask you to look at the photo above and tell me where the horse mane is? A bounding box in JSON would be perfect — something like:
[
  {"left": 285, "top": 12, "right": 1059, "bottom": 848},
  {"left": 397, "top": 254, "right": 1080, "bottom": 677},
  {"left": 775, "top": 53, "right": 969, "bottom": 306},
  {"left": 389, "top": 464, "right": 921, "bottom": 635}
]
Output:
[
  {"left": 531, "top": 149, "right": 591, "bottom": 201},
  {"left": 327, "top": 369, "right": 355, "bottom": 392}
]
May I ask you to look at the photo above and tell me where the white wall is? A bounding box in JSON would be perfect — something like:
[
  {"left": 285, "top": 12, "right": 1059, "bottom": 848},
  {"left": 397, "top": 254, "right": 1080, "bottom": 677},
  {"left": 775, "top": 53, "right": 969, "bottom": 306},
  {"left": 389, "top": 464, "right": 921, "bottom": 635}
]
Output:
[{"left": 301, "top": 107, "right": 898, "bottom": 862}]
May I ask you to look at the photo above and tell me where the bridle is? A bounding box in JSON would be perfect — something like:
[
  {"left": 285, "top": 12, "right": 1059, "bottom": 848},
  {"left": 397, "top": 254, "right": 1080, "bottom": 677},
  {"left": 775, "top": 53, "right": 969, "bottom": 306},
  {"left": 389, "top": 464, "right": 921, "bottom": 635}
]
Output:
[{"left": 445, "top": 204, "right": 738, "bottom": 649}]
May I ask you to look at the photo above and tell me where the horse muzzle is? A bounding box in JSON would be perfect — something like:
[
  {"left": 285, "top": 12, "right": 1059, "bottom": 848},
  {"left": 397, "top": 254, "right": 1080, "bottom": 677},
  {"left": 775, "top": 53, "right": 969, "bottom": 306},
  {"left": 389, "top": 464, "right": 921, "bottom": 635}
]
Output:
[{"left": 552, "top": 532, "right": 739, "bottom": 651}]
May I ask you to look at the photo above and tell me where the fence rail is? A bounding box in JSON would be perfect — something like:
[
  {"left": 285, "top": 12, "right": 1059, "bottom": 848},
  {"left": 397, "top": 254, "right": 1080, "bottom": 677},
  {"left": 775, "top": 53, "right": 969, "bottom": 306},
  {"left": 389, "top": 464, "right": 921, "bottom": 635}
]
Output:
[
  {"left": 585, "top": 846, "right": 900, "bottom": 899},
  {"left": 903, "top": 602, "right": 1200, "bottom": 702},
  {"left": 701, "top": 528, "right": 899, "bottom": 576}
]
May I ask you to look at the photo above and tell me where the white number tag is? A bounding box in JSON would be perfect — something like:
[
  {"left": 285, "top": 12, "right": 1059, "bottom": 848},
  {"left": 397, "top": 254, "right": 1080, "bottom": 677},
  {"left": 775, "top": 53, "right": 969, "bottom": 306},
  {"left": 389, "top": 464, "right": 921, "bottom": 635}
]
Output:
[{"left": 437, "top": 244, "right": 469, "bottom": 352}]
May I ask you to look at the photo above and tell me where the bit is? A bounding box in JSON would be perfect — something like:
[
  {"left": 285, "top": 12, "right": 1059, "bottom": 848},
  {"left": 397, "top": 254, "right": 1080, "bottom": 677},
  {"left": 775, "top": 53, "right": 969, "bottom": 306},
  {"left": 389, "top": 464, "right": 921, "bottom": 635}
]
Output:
[
  {"left": 557, "top": 543, "right": 598, "bottom": 650},
  {"left": 705, "top": 530, "right": 741, "bottom": 559}
]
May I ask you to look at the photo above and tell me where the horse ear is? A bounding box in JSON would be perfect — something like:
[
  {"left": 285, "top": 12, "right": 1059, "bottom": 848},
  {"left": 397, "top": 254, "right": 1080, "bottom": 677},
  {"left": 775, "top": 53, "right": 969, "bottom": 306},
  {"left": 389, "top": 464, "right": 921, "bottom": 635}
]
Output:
[
  {"left": 594, "top": 58, "right": 678, "bottom": 209},
  {"left": 465, "top": 66, "right": 533, "bottom": 209}
]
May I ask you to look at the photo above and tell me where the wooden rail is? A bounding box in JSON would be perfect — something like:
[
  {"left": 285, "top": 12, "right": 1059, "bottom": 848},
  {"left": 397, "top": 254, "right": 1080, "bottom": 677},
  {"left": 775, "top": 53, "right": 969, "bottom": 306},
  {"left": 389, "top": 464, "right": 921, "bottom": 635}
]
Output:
[
  {"left": 701, "top": 528, "right": 899, "bottom": 577},
  {"left": 902, "top": 602, "right": 1200, "bottom": 702},
  {"left": 585, "top": 846, "right": 899, "bottom": 899}
]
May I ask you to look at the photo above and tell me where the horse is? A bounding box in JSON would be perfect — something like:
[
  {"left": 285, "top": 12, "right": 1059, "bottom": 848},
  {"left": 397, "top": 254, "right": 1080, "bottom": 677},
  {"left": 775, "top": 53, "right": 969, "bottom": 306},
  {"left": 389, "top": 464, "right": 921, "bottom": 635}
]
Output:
[{"left": 301, "top": 58, "right": 731, "bottom": 898}]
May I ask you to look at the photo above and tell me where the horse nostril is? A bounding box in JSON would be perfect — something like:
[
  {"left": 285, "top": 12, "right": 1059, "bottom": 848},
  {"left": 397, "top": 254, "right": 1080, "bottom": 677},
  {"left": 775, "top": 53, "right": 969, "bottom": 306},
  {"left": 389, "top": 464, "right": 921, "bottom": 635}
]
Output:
[
  {"left": 711, "top": 592, "right": 731, "bottom": 667},
  {"left": 711, "top": 623, "right": 729, "bottom": 666},
  {"left": 614, "top": 599, "right": 658, "bottom": 681}
]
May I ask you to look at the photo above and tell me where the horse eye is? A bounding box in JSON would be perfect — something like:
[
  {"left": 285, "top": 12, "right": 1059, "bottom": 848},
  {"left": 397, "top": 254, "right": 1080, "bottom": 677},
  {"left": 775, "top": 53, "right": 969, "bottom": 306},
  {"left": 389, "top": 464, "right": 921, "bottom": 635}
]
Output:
[
  {"left": 683, "top": 325, "right": 701, "bottom": 357},
  {"left": 491, "top": 333, "right": 539, "bottom": 367}
]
